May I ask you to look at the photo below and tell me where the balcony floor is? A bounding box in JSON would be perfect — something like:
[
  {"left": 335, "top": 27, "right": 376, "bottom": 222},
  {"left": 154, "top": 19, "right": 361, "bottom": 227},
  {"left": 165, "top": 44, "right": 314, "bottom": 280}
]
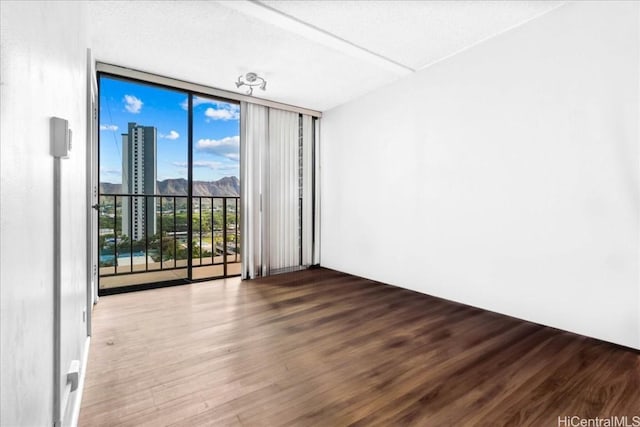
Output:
[{"left": 99, "top": 257, "right": 241, "bottom": 289}]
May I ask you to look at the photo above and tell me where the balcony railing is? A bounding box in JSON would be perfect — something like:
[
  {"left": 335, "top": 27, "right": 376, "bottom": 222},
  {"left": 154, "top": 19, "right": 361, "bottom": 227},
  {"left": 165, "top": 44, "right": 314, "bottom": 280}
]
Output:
[{"left": 98, "top": 193, "right": 240, "bottom": 279}]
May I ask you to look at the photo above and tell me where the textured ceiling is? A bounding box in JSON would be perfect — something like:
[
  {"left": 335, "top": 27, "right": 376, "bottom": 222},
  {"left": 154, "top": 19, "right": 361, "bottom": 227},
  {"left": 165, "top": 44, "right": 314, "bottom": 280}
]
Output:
[
  {"left": 261, "top": 0, "right": 564, "bottom": 70},
  {"left": 87, "top": 1, "right": 564, "bottom": 112}
]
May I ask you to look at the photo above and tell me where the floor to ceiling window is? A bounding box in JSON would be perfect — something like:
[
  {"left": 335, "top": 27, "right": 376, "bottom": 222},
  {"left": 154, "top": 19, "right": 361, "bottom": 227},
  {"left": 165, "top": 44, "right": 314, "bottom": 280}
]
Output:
[{"left": 97, "top": 74, "right": 240, "bottom": 294}]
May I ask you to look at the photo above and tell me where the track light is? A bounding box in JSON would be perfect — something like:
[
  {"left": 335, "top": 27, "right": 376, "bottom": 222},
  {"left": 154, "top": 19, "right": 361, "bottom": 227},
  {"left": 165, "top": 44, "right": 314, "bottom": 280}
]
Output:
[{"left": 235, "top": 72, "right": 267, "bottom": 96}]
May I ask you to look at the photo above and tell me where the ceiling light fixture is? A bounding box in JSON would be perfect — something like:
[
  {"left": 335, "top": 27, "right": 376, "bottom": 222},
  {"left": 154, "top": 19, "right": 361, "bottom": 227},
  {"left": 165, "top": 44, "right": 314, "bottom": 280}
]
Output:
[{"left": 235, "top": 72, "right": 267, "bottom": 96}]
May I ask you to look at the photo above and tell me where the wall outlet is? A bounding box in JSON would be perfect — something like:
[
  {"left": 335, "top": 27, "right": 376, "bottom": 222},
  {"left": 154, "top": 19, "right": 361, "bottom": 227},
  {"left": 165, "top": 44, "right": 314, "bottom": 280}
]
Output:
[{"left": 67, "top": 360, "right": 80, "bottom": 392}]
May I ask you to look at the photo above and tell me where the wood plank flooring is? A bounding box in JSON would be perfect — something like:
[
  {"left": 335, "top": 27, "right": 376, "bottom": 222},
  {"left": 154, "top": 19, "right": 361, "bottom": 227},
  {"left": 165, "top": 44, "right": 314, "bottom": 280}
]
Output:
[{"left": 79, "top": 268, "right": 639, "bottom": 426}]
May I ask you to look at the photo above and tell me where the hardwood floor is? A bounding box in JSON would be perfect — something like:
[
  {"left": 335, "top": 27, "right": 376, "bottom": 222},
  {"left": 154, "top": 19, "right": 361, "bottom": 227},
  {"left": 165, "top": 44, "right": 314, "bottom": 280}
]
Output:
[{"left": 79, "top": 268, "right": 639, "bottom": 426}]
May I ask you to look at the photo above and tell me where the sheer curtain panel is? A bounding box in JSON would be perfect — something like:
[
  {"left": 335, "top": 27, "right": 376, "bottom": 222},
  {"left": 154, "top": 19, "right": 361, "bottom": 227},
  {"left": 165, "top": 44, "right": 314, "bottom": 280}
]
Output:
[
  {"left": 267, "top": 109, "right": 299, "bottom": 272},
  {"left": 240, "top": 104, "right": 318, "bottom": 279},
  {"left": 240, "top": 102, "right": 267, "bottom": 279}
]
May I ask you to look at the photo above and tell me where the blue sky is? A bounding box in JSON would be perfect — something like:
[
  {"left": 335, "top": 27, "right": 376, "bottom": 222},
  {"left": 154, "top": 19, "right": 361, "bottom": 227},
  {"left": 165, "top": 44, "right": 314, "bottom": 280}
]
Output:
[{"left": 99, "top": 76, "right": 239, "bottom": 183}]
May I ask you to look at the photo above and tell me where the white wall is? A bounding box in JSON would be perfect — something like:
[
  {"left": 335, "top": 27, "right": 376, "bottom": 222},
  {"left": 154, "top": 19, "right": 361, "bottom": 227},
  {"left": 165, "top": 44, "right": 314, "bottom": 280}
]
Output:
[
  {"left": 1, "top": 1, "right": 90, "bottom": 425},
  {"left": 321, "top": 2, "right": 640, "bottom": 349}
]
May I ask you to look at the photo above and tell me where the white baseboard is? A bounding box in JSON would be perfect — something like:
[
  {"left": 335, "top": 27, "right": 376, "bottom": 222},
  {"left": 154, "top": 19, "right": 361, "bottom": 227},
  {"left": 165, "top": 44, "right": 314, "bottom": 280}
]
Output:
[{"left": 66, "top": 336, "right": 91, "bottom": 427}]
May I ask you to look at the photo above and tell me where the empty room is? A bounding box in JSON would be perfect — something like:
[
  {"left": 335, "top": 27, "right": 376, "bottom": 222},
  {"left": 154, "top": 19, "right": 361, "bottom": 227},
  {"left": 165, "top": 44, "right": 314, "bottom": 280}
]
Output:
[{"left": 1, "top": 1, "right": 639, "bottom": 426}]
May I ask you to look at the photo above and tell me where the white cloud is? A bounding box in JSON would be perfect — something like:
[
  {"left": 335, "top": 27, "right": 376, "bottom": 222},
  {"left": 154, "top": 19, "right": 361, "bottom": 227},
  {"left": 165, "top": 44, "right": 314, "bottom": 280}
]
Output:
[
  {"left": 180, "top": 96, "right": 218, "bottom": 110},
  {"left": 193, "top": 161, "right": 223, "bottom": 169},
  {"left": 100, "top": 167, "right": 121, "bottom": 176},
  {"left": 100, "top": 124, "right": 118, "bottom": 131},
  {"left": 123, "top": 95, "right": 143, "bottom": 113},
  {"left": 160, "top": 130, "right": 180, "bottom": 140},
  {"left": 180, "top": 97, "right": 239, "bottom": 121},
  {"left": 171, "top": 160, "right": 236, "bottom": 171},
  {"left": 204, "top": 107, "right": 239, "bottom": 121},
  {"left": 196, "top": 136, "right": 239, "bottom": 160}
]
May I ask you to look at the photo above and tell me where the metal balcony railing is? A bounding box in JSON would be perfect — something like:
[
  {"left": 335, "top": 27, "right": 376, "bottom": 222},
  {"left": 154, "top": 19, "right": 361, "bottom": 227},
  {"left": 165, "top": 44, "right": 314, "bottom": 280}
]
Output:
[{"left": 98, "top": 193, "right": 240, "bottom": 278}]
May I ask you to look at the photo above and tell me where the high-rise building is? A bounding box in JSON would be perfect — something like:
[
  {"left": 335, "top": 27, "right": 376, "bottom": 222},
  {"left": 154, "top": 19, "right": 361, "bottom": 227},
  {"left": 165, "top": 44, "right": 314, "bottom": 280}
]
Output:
[{"left": 122, "top": 122, "right": 157, "bottom": 241}]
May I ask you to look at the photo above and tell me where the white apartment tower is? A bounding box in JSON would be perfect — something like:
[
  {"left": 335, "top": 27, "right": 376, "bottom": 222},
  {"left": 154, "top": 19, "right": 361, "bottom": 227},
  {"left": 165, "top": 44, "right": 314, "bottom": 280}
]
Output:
[{"left": 122, "top": 122, "right": 157, "bottom": 241}]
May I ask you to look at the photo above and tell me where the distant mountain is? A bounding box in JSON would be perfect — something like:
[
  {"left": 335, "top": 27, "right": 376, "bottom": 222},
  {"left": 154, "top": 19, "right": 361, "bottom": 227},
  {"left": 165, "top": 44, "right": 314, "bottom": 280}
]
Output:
[
  {"left": 100, "top": 176, "right": 239, "bottom": 197},
  {"left": 159, "top": 177, "right": 240, "bottom": 196},
  {"left": 100, "top": 182, "right": 122, "bottom": 194}
]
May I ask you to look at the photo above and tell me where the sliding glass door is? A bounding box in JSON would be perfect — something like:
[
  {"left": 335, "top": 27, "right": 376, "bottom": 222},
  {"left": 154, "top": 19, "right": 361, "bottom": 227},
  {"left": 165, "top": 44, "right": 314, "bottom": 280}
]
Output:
[
  {"left": 190, "top": 95, "right": 241, "bottom": 280},
  {"left": 97, "top": 75, "right": 240, "bottom": 294}
]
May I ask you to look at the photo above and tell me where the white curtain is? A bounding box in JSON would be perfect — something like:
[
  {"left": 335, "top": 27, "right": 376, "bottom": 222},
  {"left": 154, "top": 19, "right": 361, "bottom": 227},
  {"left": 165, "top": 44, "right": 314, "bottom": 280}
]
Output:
[
  {"left": 267, "top": 109, "right": 299, "bottom": 272},
  {"left": 241, "top": 103, "right": 318, "bottom": 279},
  {"left": 240, "top": 103, "right": 267, "bottom": 279},
  {"left": 313, "top": 118, "right": 321, "bottom": 265},
  {"left": 301, "top": 115, "right": 314, "bottom": 266}
]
